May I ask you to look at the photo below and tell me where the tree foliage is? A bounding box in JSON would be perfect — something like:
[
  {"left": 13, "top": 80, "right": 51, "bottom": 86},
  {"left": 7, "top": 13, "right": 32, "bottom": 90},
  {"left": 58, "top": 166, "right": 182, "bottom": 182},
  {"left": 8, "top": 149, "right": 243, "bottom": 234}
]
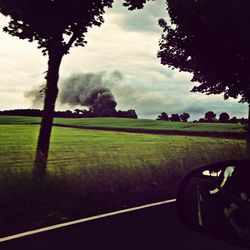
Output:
[
  {"left": 157, "top": 112, "right": 190, "bottom": 122},
  {"left": 205, "top": 111, "right": 216, "bottom": 122},
  {"left": 170, "top": 113, "right": 180, "bottom": 122},
  {"left": 157, "top": 112, "right": 169, "bottom": 121},
  {"left": 219, "top": 112, "right": 230, "bottom": 123},
  {"left": 123, "top": 0, "right": 153, "bottom": 10},
  {"left": 0, "top": 0, "right": 115, "bottom": 55},
  {"left": 158, "top": 0, "right": 250, "bottom": 103},
  {"left": 180, "top": 112, "right": 190, "bottom": 122}
]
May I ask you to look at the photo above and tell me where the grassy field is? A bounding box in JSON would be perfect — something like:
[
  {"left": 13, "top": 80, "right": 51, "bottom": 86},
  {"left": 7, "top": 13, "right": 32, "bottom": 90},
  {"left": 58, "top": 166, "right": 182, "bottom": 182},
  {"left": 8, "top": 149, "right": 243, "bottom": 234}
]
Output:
[
  {"left": 0, "top": 115, "right": 245, "bottom": 132},
  {"left": 55, "top": 117, "right": 245, "bottom": 132},
  {"left": 0, "top": 115, "right": 40, "bottom": 124},
  {"left": 0, "top": 121, "right": 247, "bottom": 236},
  {"left": 0, "top": 124, "right": 246, "bottom": 171}
]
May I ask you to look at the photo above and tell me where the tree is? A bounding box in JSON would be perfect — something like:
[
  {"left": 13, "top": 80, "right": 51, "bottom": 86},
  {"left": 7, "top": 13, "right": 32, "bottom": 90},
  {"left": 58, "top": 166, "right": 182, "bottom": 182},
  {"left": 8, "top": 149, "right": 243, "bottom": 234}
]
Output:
[
  {"left": 0, "top": 0, "right": 148, "bottom": 174},
  {"left": 180, "top": 112, "right": 190, "bottom": 122},
  {"left": 229, "top": 117, "right": 238, "bottom": 124},
  {"left": 170, "top": 114, "right": 181, "bottom": 122},
  {"left": 158, "top": 0, "right": 250, "bottom": 155},
  {"left": 204, "top": 111, "right": 216, "bottom": 122},
  {"left": 126, "top": 109, "right": 138, "bottom": 119},
  {"left": 74, "top": 109, "right": 81, "bottom": 115},
  {"left": 219, "top": 112, "right": 230, "bottom": 123},
  {"left": 157, "top": 112, "right": 169, "bottom": 121}
]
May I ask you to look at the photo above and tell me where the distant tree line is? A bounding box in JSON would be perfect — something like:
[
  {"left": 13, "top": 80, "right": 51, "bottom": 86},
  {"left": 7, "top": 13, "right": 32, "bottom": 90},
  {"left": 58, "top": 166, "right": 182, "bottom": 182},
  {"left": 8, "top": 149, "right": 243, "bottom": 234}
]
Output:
[
  {"left": 197, "top": 111, "right": 248, "bottom": 124},
  {"left": 156, "top": 111, "right": 247, "bottom": 124},
  {"left": 156, "top": 112, "right": 190, "bottom": 122},
  {"left": 0, "top": 109, "right": 138, "bottom": 119}
]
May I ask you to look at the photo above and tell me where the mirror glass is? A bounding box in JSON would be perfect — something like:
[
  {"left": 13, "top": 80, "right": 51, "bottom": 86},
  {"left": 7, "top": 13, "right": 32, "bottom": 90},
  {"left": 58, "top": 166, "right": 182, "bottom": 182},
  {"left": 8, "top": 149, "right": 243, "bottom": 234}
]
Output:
[{"left": 180, "top": 162, "right": 250, "bottom": 243}]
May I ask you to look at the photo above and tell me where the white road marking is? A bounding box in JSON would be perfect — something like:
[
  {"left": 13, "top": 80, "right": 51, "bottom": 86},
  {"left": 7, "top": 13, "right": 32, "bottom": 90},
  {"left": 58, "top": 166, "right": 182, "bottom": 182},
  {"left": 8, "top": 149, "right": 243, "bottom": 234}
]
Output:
[{"left": 0, "top": 198, "right": 176, "bottom": 242}]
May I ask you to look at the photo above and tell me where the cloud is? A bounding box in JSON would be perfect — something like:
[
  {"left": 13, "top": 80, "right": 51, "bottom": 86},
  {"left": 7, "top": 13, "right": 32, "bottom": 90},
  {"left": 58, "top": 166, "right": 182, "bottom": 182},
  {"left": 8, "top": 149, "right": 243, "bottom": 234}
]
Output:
[
  {"left": 119, "top": 12, "right": 161, "bottom": 33},
  {"left": 183, "top": 94, "right": 249, "bottom": 120},
  {"left": 111, "top": 0, "right": 169, "bottom": 33},
  {"left": 109, "top": 68, "right": 248, "bottom": 120}
]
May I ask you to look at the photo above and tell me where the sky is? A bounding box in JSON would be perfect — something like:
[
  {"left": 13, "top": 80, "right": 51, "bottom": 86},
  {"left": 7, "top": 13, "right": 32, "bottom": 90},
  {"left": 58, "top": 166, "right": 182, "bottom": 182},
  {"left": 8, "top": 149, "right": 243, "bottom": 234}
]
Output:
[{"left": 0, "top": 0, "right": 248, "bottom": 120}]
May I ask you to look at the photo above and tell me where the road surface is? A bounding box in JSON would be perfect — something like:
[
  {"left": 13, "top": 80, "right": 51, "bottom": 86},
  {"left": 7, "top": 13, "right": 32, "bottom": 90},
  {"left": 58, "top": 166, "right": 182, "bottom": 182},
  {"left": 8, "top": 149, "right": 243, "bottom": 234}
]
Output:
[{"left": 0, "top": 201, "right": 248, "bottom": 250}]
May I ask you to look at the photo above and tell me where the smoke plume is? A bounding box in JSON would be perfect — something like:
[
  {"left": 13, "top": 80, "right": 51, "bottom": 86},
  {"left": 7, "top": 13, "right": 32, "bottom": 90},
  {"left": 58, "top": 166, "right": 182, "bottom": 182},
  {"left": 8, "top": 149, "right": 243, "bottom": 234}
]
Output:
[
  {"left": 24, "top": 85, "right": 44, "bottom": 108},
  {"left": 25, "top": 71, "right": 123, "bottom": 112},
  {"left": 59, "top": 71, "right": 122, "bottom": 112}
]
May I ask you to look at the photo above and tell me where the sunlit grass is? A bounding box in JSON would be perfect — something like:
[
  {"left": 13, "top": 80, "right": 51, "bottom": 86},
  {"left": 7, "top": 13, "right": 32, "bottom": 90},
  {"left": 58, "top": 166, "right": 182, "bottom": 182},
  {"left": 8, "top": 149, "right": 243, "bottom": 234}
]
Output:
[{"left": 0, "top": 125, "right": 246, "bottom": 172}]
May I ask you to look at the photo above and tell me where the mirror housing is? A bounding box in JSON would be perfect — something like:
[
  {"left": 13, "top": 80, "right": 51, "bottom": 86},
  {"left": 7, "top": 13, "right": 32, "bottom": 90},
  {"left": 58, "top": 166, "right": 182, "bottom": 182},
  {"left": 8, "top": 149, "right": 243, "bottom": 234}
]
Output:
[{"left": 176, "top": 160, "right": 250, "bottom": 248}]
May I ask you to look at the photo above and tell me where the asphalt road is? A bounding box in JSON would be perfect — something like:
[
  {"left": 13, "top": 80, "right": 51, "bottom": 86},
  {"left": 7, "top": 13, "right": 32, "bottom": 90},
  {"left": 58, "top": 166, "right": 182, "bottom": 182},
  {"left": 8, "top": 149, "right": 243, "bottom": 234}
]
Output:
[{"left": 0, "top": 201, "right": 248, "bottom": 250}]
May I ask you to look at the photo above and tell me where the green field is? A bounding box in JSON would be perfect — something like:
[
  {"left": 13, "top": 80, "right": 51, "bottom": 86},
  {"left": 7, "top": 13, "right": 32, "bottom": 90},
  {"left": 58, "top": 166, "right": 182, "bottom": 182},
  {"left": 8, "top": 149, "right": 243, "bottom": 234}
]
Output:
[
  {"left": 56, "top": 117, "right": 245, "bottom": 132},
  {"left": 0, "top": 124, "right": 246, "bottom": 171},
  {"left": 0, "top": 115, "right": 245, "bottom": 132},
  {"left": 0, "top": 115, "right": 40, "bottom": 124},
  {"left": 0, "top": 117, "right": 247, "bottom": 236}
]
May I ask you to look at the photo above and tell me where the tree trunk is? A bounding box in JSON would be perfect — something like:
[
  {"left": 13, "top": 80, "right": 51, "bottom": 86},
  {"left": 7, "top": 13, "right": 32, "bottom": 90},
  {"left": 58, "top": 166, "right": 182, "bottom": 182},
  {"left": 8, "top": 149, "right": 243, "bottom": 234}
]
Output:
[
  {"left": 34, "top": 38, "right": 63, "bottom": 176},
  {"left": 247, "top": 103, "right": 250, "bottom": 159}
]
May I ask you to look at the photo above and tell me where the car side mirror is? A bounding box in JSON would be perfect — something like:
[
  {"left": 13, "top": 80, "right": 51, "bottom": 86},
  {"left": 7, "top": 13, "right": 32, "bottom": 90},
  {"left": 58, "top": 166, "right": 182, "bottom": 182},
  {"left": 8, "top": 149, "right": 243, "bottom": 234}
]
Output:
[{"left": 176, "top": 160, "right": 250, "bottom": 248}]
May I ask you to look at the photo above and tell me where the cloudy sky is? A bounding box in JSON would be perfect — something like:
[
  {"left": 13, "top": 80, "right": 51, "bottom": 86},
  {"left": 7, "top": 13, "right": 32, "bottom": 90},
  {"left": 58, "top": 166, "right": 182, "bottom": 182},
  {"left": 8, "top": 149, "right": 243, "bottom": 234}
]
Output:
[{"left": 0, "top": 0, "right": 248, "bottom": 120}]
